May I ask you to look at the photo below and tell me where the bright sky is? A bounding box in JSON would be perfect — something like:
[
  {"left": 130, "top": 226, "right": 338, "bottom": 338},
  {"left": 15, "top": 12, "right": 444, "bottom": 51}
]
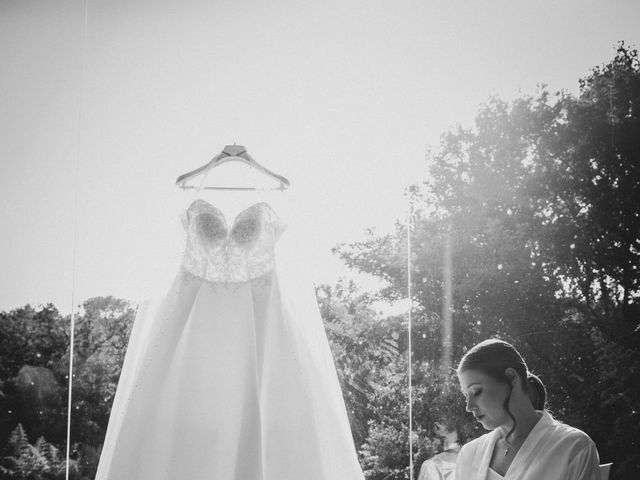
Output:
[{"left": 1, "top": 0, "right": 639, "bottom": 313}]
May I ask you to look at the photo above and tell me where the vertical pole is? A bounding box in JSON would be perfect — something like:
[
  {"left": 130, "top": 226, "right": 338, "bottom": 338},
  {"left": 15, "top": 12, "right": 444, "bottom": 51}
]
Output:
[
  {"left": 442, "top": 228, "right": 453, "bottom": 373},
  {"left": 407, "top": 196, "right": 414, "bottom": 480},
  {"left": 66, "top": 1, "right": 89, "bottom": 478}
]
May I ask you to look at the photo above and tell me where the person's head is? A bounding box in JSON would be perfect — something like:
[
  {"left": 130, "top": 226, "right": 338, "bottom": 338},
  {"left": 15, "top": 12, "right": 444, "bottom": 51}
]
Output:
[
  {"left": 434, "top": 421, "right": 458, "bottom": 442},
  {"left": 456, "top": 339, "right": 546, "bottom": 433}
]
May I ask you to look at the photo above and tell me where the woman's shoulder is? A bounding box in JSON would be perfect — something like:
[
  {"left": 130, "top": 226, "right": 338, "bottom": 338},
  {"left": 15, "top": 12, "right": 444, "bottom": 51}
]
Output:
[
  {"left": 543, "top": 412, "right": 597, "bottom": 454},
  {"left": 546, "top": 413, "right": 592, "bottom": 439}
]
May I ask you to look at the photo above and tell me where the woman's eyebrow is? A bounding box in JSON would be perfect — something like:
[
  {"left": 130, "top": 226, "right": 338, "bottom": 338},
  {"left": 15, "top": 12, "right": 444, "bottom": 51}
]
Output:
[{"left": 463, "top": 382, "right": 481, "bottom": 390}]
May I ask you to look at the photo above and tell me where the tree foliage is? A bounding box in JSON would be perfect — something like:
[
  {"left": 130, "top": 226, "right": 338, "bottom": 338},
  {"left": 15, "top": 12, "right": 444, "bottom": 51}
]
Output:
[
  {"left": 0, "top": 297, "right": 136, "bottom": 480},
  {"left": 334, "top": 43, "right": 640, "bottom": 479},
  {"left": 0, "top": 423, "right": 78, "bottom": 480}
]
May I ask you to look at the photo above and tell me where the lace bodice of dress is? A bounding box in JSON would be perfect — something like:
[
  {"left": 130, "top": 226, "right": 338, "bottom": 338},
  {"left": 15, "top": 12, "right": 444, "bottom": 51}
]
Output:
[{"left": 181, "top": 200, "right": 286, "bottom": 283}]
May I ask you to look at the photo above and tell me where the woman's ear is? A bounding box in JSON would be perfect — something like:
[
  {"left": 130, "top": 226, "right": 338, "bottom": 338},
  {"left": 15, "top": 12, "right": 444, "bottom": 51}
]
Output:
[{"left": 504, "top": 368, "right": 519, "bottom": 387}]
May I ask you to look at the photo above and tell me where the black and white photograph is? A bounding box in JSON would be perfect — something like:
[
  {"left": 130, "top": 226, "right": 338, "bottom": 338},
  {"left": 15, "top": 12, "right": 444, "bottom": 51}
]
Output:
[{"left": 1, "top": 1, "right": 639, "bottom": 479}]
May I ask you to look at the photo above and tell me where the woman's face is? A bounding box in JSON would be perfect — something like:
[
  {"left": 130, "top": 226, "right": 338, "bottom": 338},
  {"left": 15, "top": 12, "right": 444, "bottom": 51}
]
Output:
[{"left": 458, "top": 369, "right": 512, "bottom": 431}]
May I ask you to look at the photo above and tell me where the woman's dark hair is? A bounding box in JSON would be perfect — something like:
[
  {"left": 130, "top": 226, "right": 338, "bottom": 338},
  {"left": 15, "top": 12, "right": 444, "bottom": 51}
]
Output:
[
  {"left": 457, "top": 339, "right": 547, "bottom": 440},
  {"left": 526, "top": 373, "right": 546, "bottom": 411}
]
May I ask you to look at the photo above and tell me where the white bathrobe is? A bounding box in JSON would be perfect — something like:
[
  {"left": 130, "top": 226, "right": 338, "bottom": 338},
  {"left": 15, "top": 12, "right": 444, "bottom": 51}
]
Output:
[{"left": 454, "top": 411, "right": 600, "bottom": 480}]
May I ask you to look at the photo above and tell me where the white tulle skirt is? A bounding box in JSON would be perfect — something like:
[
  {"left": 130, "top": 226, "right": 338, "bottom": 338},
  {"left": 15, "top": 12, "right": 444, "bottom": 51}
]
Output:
[{"left": 95, "top": 267, "right": 363, "bottom": 480}]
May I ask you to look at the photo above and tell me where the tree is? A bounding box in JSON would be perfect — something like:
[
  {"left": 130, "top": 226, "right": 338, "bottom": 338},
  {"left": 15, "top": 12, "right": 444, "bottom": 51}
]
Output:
[
  {"left": 66, "top": 297, "right": 136, "bottom": 479},
  {"left": 534, "top": 43, "right": 640, "bottom": 313},
  {"left": 0, "top": 423, "right": 78, "bottom": 480},
  {"left": 0, "top": 297, "right": 136, "bottom": 480},
  {"left": 532, "top": 43, "right": 640, "bottom": 478},
  {"left": 318, "top": 280, "right": 475, "bottom": 480},
  {"left": 335, "top": 43, "right": 640, "bottom": 479},
  {"left": 0, "top": 305, "right": 68, "bottom": 446}
]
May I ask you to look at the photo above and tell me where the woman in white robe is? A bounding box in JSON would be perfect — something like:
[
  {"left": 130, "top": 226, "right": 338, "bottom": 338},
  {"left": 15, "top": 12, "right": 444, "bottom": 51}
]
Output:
[{"left": 455, "top": 339, "right": 600, "bottom": 480}]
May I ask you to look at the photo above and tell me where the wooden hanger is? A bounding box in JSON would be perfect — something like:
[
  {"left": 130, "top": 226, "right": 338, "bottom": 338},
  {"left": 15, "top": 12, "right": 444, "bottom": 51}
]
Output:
[{"left": 176, "top": 145, "right": 290, "bottom": 191}]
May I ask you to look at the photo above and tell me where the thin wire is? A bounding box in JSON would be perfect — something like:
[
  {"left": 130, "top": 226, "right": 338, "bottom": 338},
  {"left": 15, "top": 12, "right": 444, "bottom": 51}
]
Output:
[
  {"left": 407, "top": 196, "right": 414, "bottom": 480},
  {"left": 66, "top": 1, "right": 89, "bottom": 478},
  {"left": 442, "top": 227, "right": 453, "bottom": 373}
]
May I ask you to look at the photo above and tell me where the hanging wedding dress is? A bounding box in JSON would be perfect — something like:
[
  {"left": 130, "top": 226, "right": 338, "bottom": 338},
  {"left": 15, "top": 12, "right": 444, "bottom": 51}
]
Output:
[{"left": 95, "top": 199, "right": 364, "bottom": 480}]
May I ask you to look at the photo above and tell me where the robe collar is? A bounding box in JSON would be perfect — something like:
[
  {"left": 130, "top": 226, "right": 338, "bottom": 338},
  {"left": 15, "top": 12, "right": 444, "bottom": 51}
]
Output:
[{"left": 477, "top": 410, "right": 552, "bottom": 479}]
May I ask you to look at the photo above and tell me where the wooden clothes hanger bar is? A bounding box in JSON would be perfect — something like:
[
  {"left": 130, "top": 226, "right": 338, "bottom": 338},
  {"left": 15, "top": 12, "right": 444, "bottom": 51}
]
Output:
[{"left": 175, "top": 145, "right": 291, "bottom": 191}]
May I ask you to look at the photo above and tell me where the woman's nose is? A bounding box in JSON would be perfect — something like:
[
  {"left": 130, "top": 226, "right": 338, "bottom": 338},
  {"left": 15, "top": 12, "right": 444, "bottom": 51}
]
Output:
[{"left": 465, "top": 397, "right": 475, "bottom": 412}]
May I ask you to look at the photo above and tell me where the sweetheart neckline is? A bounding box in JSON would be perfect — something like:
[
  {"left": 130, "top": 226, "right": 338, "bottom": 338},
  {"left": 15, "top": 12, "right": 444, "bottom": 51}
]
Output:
[{"left": 186, "top": 199, "right": 277, "bottom": 232}]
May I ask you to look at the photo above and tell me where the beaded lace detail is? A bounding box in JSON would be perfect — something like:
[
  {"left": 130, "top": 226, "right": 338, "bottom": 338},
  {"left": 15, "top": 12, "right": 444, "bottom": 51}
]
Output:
[{"left": 181, "top": 200, "right": 286, "bottom": 283}]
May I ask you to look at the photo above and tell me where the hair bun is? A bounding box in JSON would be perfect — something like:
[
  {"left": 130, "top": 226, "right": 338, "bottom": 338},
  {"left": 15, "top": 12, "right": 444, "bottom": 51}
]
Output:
[{"left": 526, "top": 373, "right": 547, "bottom": 410}]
